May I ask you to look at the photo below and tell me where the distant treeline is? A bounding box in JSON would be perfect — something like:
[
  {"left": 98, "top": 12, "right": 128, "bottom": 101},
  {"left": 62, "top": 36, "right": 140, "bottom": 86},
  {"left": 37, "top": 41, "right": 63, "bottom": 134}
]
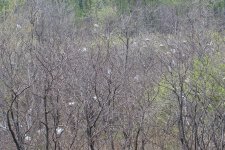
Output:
[{"left": 0, "top": 0, "right": 225, "bottom": 18}]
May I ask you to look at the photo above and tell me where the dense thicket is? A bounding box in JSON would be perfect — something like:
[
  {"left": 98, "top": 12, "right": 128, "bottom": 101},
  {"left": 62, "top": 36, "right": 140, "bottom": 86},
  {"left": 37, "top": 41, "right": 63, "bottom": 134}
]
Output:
[{"left": 1, "top": 0, "right": 225, "bottom": 150}]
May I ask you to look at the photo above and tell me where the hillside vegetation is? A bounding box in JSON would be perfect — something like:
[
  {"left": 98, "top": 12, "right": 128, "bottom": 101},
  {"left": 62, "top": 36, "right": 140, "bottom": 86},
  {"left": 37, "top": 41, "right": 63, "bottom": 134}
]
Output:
[{"left": 1, "top": 0, "right": 225, "bottom": 150}]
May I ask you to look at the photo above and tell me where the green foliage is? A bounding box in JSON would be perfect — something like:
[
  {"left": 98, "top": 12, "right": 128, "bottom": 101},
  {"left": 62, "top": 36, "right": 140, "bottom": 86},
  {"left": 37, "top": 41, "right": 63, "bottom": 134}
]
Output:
[
  {"left": 213, "top": 0, "right": 225, "bottom": 9},
  {"left": 191, "top": 54, "right": 225, "bottom": 111},
  {"left": 211, "top": 0, "right": 225, "bottom": 15},
  {"left": 59, "top": 0, "right": 193, "bottom": 20},
  {"left": 211, "top": 31, "right": 225, "bottom": 46},
  {"left": 157, "top": 78, "right": 171, "bottom": 100},
  {"left": 0, "top": 0, "right": 25, "bottom": 16},
  {"left": 95, "top": 5, "right": 116, "bottom": 21},
  {"left": 0, "top": 0, "right": 10, "bottom": 14},
  {"left": 159, "top": 0, "right": 184, "bottom": 5},
  {"left": 154, "top": 78, "right": 175, "bottom": 126}
]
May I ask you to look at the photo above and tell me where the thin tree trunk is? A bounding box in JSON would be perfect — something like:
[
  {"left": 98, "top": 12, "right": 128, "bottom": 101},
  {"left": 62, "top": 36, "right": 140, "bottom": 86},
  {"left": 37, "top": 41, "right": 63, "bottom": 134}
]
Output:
[
  {"left": 134, "top": 128, "right": 141, "bottom": 150},
  {"left": 44, "top": 95, "right": 49, "bottom": 150}
]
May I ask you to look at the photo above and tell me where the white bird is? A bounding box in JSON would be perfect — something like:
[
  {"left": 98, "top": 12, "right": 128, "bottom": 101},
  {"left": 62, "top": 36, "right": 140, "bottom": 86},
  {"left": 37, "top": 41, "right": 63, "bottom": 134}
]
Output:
[
  {"left": 207, "top": 41, "right": 213, "bottom": 46},
  {"left": 16, "top": 24, "right": 22, "bottom": 29},
  {"left": 172, "top": 60, "right": 176, "bottom": 66},
  {"left": 56, "top": 127, "right": 64, "bottom": 134},
  {"left": 0, "top": 122, "right": 7, "bottom": 130},
  {"left": 37, "top": 129, "right": 44, "bottom": 135},
  {"left": 159, "top": 44, "right": 164, "bottom": 47},
  {"left": 171, "top": 49, "right": 176, "bottom": 53},
  {"left": 94, "top": 24, "right": 99, "bottom": 28},
  {"left": 145, "top": 38, "right": 150, "bottom": 41},
  {"left": 185, "top": 78, "right": 190, "bottom": 83},
  {"left": 25, "top": 135, "right": 31, "bottom": 141},
  {"left": 168, "top": 66, "right": 172, "bottom": 72},
  {"left": 82, "top": 47, "right": 87, "bottom": 52},
  {"left": 134, "top": 75, "right": 140, "bottom": 81},
  {"left": 68, "top": 102, "right": 75, "bottom": 106},
  {"left": 107, "top": 69, "right": 111, "bottom": 75}
]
